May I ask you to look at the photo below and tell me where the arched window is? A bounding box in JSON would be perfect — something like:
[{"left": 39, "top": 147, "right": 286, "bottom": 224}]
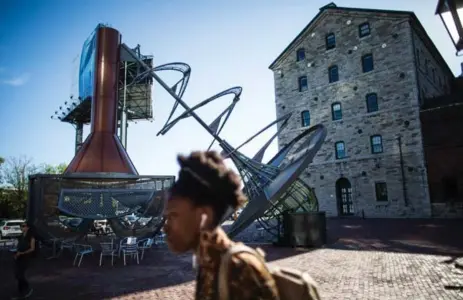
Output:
[
  {"left": 335, "top": 141, "right": 346, "bottom": 159},
  {"left": 298, "top": 76, "right": 308, "bottom": 92},
  {"left": 326, "top": 33, "right": 336, "bottom": 50},
  {"left": 370, "top": 135, "right": 383, "bottom": 154},
  {"left": 359, "top": 22, "right": 370, "bottom": 38},
  {"left": 296, "top": 48, "right": 305, "bottom": 61},
  {"left": 301, "top": 110, "right": 310, "bottom": 127},
  {"left": 366, "top": 93, "right": 378, "bottom": 112},
  {"left": 362, "top": 53, "right": 374, "bottom": 72},
  {"left": 328, "top": 65, "right": 339, "bottom": 83},
  {"left": 331, "top": 102, "right": 342, "bottom": 120}
]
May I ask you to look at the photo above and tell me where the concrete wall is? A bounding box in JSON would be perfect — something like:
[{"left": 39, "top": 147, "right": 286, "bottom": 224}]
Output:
[{"left": 272, "top": 9, "right": 433, "bottom": 218}]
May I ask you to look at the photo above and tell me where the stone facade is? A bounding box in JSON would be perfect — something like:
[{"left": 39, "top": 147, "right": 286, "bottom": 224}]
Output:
[{"left": 270, "top": 5, "right": 454, "bottom": 218}]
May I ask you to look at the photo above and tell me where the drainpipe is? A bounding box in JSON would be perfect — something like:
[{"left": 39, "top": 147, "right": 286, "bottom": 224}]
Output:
[{"left": 398, "top": 136, "right": 409, "bottom": 206}]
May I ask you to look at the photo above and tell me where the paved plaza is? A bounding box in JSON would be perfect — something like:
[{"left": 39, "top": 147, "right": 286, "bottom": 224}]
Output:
[{"left": 1, "top": 219, "right": 463, "bottom": 299}]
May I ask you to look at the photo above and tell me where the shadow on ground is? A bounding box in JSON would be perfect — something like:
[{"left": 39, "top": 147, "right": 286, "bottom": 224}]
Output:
[
  {"left": 0, "top": 218, "right": 462, "bottom": 299},
  {"left": 325, "top": 218, "right": 463, "bottom": 256}
]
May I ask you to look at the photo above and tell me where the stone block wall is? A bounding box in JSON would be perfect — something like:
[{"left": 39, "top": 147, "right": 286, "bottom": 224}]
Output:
[
  {"left": 271, "top": 9, "right": 433, "bottom": 218},
  {"left": 412, "top": 29, "right": 452, "bottom": 103}
]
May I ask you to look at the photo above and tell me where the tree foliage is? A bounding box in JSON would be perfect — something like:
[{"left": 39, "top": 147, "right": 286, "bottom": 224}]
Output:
[
  {"left": 0, "top": 156, "right": 67, "bottom": 218},
  {"left": 41, "top": 162, "right": 67, "bottom": 174}
]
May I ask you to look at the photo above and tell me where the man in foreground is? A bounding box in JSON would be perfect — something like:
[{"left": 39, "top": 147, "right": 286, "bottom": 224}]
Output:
[{"left": 163, "top": 151, "right": 280, "bottom": 299}]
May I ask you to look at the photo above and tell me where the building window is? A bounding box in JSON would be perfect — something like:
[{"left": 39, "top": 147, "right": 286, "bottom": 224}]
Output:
[
  {"left": 328, "top": 65, "right": 339, "bottom": 83},
  {"left": 425, "top": 59, "right": 429, "bottom": 74},
  {"left": 331, "top": 102, "right": 342, "bottom": 120},
  {"left": 432, "top": 68, "right": 436, "bottom": 82},
  {"left": 296, "top": 48, "right": 305, "bottom": 61},
  {"left": 416, "top": 50, "right": 420, "bottom": 66},
  {"left": 359, "top": 22, "right": 370, "bottom": 38},
  {"left": 370, "top": 135, "right": 383, "bottom": 154},
  {"left": 335, "top": 141, "right": 346, "bottom": 159},
  {"left": 375, "top": 182, "right": 388, "bottom": 201},
  {"left": 362, "top": 54, "right": 374, "bottom": 73},
  {"left": 366, "top": 93, "right": 378, "bottom": 112},
  {"left": 301, "top": 110, "right": 310, "bottom": 127},
  {"left": 326, "top": 33, "right": 336, "bottom": 50},
  {"left": 298, "top": 76, "right": 308, "bottom": 92}
]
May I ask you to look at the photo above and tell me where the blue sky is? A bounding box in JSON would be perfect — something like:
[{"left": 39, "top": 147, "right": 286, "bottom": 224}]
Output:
[{"left": 0, "top": 0, "right": 460, "bottom": 176}]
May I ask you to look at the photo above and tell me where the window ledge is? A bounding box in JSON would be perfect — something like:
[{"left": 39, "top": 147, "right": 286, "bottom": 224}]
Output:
[
  {"left": 366, "top": 110, "right": 380, "bottom": 115},
  {"left": 359, "top": 34, "right": 371, "bottom": 41},
  {"left": 375, "top": 201, "right": 389, "bottom": 205}
]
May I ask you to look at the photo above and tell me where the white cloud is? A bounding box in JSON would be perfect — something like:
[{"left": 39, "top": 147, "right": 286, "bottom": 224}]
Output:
[{"left": 2, "top": 73, "right": 30, "bottom": 86}]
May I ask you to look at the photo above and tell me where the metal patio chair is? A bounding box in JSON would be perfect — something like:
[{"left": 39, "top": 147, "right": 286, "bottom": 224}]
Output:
[
  {"left": 73, "top": 244, "right": 93, "bottom": 267},
  {"left": 121, "top": 241, "right": 139, "bottom": 266},
  {"left": 58, "top": 237, "right": 78, "bottom": 257},
  {"left": 118, "top": 236, "right": 137, "bottom": 257},
  {"left": 137, "top": 238, "right": 154, "bottom": 260},
  {"left": 99, "top": 241, "right": 117, "bottom": 266}
]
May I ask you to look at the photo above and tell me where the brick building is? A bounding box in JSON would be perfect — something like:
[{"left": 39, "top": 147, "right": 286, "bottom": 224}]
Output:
[
  {"left": 420, "top": 79, "right": 463, "bottom": 218},
  {"left": 269, "top": 3, "right": 456, "bottom": 218}
]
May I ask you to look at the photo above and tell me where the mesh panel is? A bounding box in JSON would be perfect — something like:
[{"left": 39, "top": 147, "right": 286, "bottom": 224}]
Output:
[
  {"left": 28, "top": 174, "right": 174, "bottom": 241},
  {"left": 227, "top": 125, "right": 326, "bottom": 238},
  {"left": 58, "top": 189, "right": 155, "bottom": 219}
]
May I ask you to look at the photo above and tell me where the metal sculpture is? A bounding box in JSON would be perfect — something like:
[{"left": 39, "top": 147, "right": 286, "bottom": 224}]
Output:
[
  {"left": 30, "top": 24, "right": 326, "bottom": 242},
  {"left": 28, "top": 25, "right": 171, "bottom": 241},
  {"left": 117, "top": 45, "right": 327, "bottom": 238},
  {"left": 65, "top": 26, "right": 137, "bottom": 174}
]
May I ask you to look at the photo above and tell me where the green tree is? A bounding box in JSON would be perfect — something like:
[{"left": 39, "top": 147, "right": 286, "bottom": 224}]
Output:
[
  {"left": 0, "top": 156, "right": 39, "bottom": 218},
  {"left": 0, "top": 156, "right": 4, "bottom": 184},
  {"left": 41, "top": 162, "right": 67, "bottom": 174}
]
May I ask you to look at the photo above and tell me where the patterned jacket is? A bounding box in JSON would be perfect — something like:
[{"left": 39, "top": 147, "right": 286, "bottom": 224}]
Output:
[{"left": 195, "top": 227, "right": 279, "bottom": 300}]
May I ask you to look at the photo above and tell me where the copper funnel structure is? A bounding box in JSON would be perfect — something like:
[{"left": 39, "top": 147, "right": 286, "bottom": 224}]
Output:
[{"left": 65, "top": 26, "right": 137, "bottom": 174}]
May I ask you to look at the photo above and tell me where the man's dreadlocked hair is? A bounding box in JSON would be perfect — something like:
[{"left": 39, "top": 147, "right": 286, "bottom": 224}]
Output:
[{"left": 170, "top": 151, "right": 247, "bottom": 224}]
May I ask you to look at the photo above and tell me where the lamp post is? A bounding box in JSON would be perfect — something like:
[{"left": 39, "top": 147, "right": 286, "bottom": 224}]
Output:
[{"left": 436, "top": 0, "right": 463, "bottom": 56}]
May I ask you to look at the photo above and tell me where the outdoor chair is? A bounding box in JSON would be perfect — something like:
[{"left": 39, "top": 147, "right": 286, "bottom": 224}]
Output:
[
  {"left": 58, "top": 238, "right": 77, "bottom": 257},
  {"left": 0, "top": 240, "right": 16, "bottom": 260},
  {"left": 256, "top": 223, "right": 265, "bottom": 238},
  {"left": 137, "top": 238, "right": 154, "bottom": 260},
  {"left": 73, "top": 244, "right": 93, "bottom": 267},
  {"left": 99, "top": 241, "right": 117, "bottom": 266},
  {"left": 118, "top": 236, "right": 137, "bottom": 257},
  {"left": 121, "top": 240, "right": 139, "bottom": 266},
  {"left": 154, "top": 232, "right": 166, "bottom": 245}
]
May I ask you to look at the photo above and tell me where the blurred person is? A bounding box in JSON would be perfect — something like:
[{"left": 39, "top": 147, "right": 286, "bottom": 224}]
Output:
[
  {"left": 163, "top": 151, "right": 280, "bottom": 300},
  {"left": 12, "top": 222, "right": 35, "bottom": 299}
]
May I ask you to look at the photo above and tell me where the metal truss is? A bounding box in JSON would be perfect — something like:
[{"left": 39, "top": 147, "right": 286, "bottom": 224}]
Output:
[{"left": 117, "top": 44, "right": 327, "bottom": 238}]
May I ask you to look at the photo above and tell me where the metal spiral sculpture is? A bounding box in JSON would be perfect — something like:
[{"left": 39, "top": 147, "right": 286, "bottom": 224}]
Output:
[{"left": 121, "top": 44, "right": 327, "bottom": 237}]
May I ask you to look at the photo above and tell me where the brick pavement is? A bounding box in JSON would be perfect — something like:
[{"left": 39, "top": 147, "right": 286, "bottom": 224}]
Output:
[{"left": 0, "top": 219, "right": 462, "bottom": 299}]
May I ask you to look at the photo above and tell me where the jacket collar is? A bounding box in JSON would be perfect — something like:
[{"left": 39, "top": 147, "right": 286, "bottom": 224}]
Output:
[{"left": 195, "top": 226, "right": 233, "bottom": 269}]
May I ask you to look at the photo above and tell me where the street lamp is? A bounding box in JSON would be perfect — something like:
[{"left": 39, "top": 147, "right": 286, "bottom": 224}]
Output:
[{"left": 436, "top": 0, "right": 463, "bottom": 55}]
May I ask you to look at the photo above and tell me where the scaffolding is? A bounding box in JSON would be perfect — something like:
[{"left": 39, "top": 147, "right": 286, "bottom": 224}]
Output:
[{"left": 51, "top": 44, "right": 154, "bottom": 153}]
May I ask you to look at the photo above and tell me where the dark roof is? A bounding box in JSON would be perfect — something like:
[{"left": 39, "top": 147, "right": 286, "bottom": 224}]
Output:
[
  {"left": 421, "top": 92, "right": 463, "bottom": 110},
  {"left": 268, "top": 4, "right": 454, "bottom": 78}
]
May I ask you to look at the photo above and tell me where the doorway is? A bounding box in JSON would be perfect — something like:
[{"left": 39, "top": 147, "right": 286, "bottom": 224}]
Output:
[{"left": 336, "top": 177, "right": 354, "bottom": 216}]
